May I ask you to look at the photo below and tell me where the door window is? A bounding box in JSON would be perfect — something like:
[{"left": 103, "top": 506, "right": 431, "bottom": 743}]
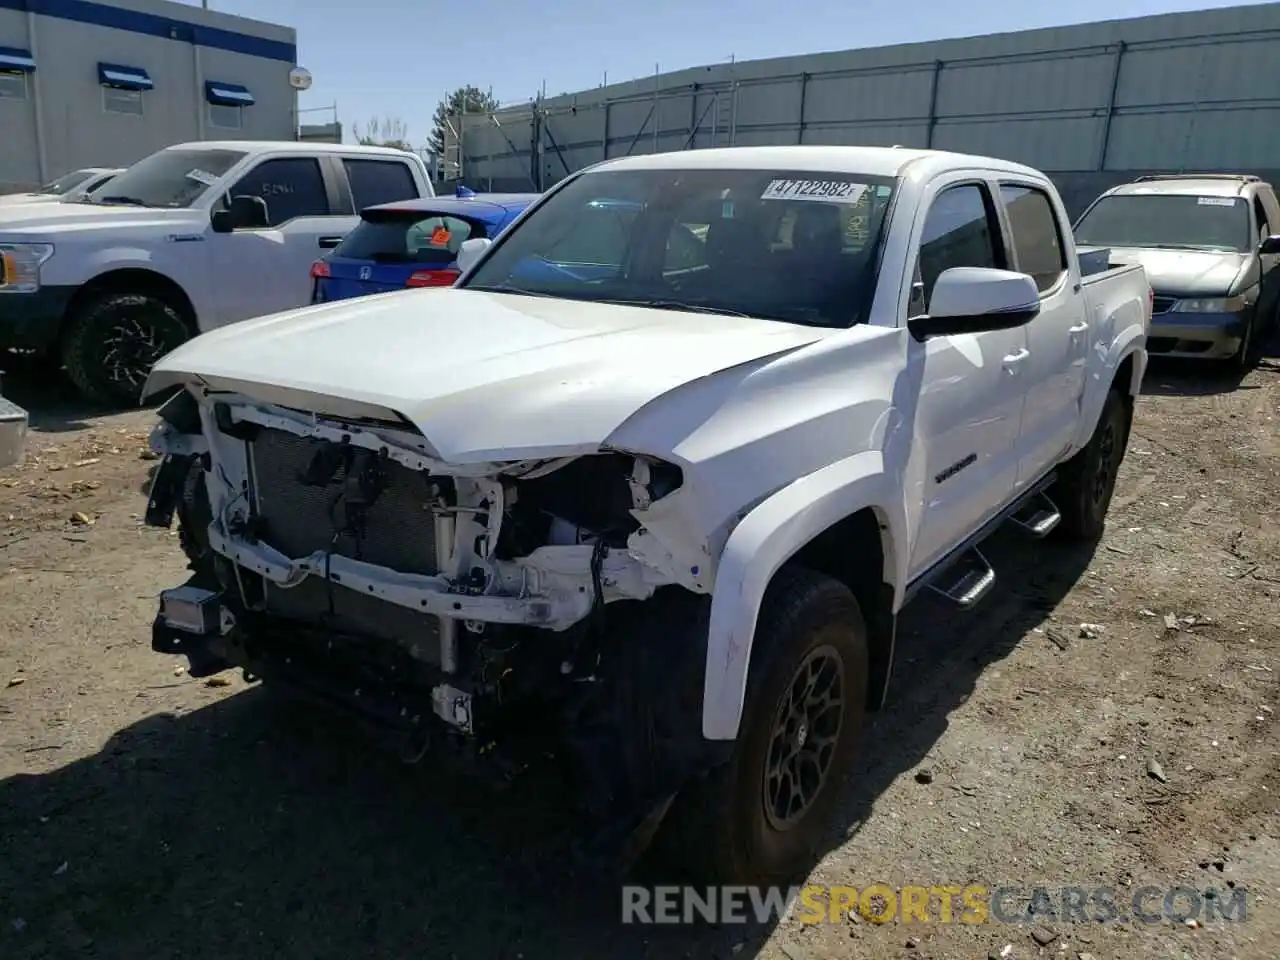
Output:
[
  {"left": 914, "top": 183, "right": 1004, "bottom": 313},
  {"left": 344, "top": 159, "right": 419, "bottom": 210},
  {"left": 226, "top": 158, "right": 329, "bottom": 227},
  {"left": 999, "top": 184, "right": 1068, "bottom": 293}
]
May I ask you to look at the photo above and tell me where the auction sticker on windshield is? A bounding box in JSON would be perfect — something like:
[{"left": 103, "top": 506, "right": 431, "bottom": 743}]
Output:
[
  {"left": 761, "top": 179, "right": 868, "bottom": 204},
  {"left": 185, "top": 169, "right": 219, "bottom": 187}
]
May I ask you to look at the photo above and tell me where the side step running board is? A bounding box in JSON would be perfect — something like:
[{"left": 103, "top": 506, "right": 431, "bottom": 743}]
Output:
[
  {"left": 927, "top": 547, "right": 995, "bottom": 608},
  {"left": 1008, "top": 491, "right": 1062, "bottom": 538}
]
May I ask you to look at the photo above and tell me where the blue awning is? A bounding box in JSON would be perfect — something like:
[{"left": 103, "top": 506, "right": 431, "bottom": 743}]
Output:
[
  {"left": 98, "top": 62, "right": 153, "bottom": 90},
  {"left": 0, "top": 47, "right": 35, "bottom": 73},
  {"left": 205, "top": 81, "right": 254, "bottom": 107}
]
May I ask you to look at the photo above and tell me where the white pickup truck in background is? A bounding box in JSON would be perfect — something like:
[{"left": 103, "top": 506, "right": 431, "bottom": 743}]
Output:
[
  {"left": 141, "top": 145, "right": 1149, "bottom": 884},
  {"left": 0, "top": 167, "right": 124, "bottom": 208},
  {"left": 0, "top": 141, "right": 434, "bottom": 404}
]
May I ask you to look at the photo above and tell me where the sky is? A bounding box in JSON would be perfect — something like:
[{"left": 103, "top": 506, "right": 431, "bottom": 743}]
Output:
[{"left": 176, "top": 0, "right": 1269, "bottom": 146}]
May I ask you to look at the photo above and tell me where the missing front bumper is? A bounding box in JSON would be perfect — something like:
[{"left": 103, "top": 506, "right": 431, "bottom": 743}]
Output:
[{"left": 153, "top": 583, "right": 476, "bottom": 736}]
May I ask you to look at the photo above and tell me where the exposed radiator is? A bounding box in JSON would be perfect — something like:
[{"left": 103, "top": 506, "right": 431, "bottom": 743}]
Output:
[{"left": 245, "top": 427, "right": 442, "bottom": 657}]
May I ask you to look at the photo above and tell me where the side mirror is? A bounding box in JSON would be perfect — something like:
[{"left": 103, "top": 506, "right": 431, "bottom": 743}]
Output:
[
  {"left": 456, "top": 236, "right": 492, "bottom": 274},
  {"left": 1260, "top": 234, "right": 1280, "bottom": 255},
  {"left": 211, "top": 194, "right": 269, "bottom": 233},
  {"left": 907, "top": 267, "right": 1041, "bottom": 340}
]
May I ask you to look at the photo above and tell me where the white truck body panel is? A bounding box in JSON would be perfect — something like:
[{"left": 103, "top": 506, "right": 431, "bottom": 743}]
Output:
[
  {"left": 145, "top": 145, "right": 1150, "bottom": 743},
  {"left": 0, "top": 142, "right": 433, "bottom": 333}
]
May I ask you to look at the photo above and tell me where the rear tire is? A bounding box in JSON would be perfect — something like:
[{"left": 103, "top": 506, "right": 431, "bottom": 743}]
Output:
[
  {"left": 61, "top": 292, "right": 192, "bottom": 406},
  {"left": 656, "top": 566, "right": 868, "bottom": 885},
  {"left": 1053, "top": 386, "right": 1132, "bottom": 542}
]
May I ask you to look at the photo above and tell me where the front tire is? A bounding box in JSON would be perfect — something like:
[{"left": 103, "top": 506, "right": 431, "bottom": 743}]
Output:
[
  {"left": 61, "top": 292, "right": 192, "bottom": 405},
  {"left": 657, "top": 566, "right": 869, "bottom": 885},
  {"left": 1054, "top": 386, "right": 1131, "bottom": 541}
]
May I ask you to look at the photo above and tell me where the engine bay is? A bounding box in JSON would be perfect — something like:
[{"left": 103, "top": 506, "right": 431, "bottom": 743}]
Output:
[{"left": 146, "top": 388, "right": 709, "bottom": 745}]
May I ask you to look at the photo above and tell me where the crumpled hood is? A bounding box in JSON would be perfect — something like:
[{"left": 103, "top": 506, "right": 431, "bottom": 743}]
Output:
[
  {"left": 146, "top": 288, "right": 828, "bottom": 462},
  {"left": 1104, "top": 246, "right": 1249, "bottom": 296}
]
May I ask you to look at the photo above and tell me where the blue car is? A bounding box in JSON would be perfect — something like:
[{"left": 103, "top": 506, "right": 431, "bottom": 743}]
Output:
[{"left": 311, "top": 186, "right": 539, "bottom": 303}]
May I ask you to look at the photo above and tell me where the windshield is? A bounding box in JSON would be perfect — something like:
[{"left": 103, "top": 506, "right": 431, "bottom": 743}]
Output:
[
  {"left": 36, "top": 170, "right": 94, "bottom": 196},
  {"left": 90, "top": 148, "right": 247, "bottom": 208},
  {"left": 1075, "top": 194, "right": 1253, "bottom": 253},
  {"left": 335, "top": 210, "right": 491, "bottom": 264},
  {"left": 462, "top": 167, "right": 897, "bottom": 328}
]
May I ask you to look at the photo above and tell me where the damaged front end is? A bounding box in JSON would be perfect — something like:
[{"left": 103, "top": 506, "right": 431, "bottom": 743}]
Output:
[{"left": 144, "top": 386, "right": 728, "bottom": 855}]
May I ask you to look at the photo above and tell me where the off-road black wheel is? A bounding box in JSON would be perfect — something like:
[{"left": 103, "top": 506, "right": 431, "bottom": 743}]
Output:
[
  {"left": 656, "top": 566, "right": 869, "bottom": 885},
  {"left": 1054, "top": 386, "right": 1132, "bottom": 542},
  {"left": 61, "top": 293, "right": 192, "bottom": 406}
]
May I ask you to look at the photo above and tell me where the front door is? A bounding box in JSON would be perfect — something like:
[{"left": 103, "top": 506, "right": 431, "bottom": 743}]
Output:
[
  {"left": 906, "top": 179, "right": 1028, "bottom": 578},
  {"left": 206, "top": 156, "right": 356, "bottom": 327},
  {"left": 997, "top": 181, "right": 1087, "bottom": 488}
]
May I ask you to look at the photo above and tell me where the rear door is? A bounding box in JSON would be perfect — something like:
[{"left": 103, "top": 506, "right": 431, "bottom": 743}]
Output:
[
  {"left": 208, "top": 155, "right": 356, "bottom": 324},
  {"left": 996, "top": 180, "right": 1086, "bottom": 489},
  {"left": 318, "top": 209, "right": 493, "bottom": 302}
]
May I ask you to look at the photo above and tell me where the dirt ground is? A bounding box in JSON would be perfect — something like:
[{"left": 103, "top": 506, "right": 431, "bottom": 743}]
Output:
[{"left": 1, "top": 347, "right": 1278, "bottom": 960}]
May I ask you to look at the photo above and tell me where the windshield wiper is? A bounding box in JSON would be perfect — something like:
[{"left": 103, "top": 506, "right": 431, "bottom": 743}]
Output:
[
  {"left": 467, "top": 283, "right": 558, "bottom": 298},
  {"left": 597, "top": 297, "right": 754, "bottom": 318},
  {"left": 94, "top": 195, "right": 150, "bottom": 207},
  {"left": 1103, "top": 241, "right": 1222, "bottom": 251}
]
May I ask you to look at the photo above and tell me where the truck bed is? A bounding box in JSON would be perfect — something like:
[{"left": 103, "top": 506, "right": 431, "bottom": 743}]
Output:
[{"left": 1076, "top": 245, "right": 1116, "bottom": 279}]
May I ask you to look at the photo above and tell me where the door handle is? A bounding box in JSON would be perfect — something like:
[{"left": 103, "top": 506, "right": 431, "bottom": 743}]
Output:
[
  {"left": 1001, "top": 347, "right": 1030, "bottom": 373},
  {"left": 318, "top": 236, "right": 343, "bottom": 249},
  {"left": 1068, "top": 321, "right": 1089, "bottom": 335}
]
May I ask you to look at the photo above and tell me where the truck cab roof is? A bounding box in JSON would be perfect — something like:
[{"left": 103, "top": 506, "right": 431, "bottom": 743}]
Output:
[
  {"left": 163, "top": 140, "right": 420, "bottom": 159},
  {"left": 589, "top": 144, "right": 1053, "bottom": 183}
]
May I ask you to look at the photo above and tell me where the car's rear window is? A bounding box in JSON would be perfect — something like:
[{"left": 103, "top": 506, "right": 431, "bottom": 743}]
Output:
[{"left": 334, "top": 210, "right": 489, "bottom": 264}]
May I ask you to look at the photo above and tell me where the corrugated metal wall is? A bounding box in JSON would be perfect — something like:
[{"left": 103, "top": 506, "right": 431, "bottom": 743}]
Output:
[{"left": 454, "top": 2, "right": 1280, "bottom": 214}]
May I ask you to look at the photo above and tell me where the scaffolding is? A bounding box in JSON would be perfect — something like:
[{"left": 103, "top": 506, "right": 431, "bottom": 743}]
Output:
[
  {"left": 453, "top": 72, "right": 741, "bottom": 192},
  {"left": 295, "top": 102, "right": 340, "bottom": 143}
]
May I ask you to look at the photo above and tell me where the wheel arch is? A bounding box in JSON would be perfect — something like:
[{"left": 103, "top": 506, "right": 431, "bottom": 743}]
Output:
[
  {"left": 60, "top": 268, "right": 198, "bottom": 346},
  {"left": 702, "top": 451, "right": 906, "bottom": 741},
  {"left": 1073, "top": 335, "right": 1145, "bottom": 451}
]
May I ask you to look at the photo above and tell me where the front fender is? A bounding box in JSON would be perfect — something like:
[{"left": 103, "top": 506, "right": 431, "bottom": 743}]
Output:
[{"left": 702, "top": 450, "right": 905, "bottom": 741}]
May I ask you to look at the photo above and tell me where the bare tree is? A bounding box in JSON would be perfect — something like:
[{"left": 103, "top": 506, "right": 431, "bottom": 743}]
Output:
[{"left": 354, "top": 116, "right": 413, "bottom": 151}]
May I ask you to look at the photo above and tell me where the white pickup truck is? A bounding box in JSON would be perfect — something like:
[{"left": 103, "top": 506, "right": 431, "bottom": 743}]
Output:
[
  {"left": 0, "top": 141, "right": 434, "bottom": 404},
  {"left": 140, "top": 145, "right": 1150, "bottom": 884},
  {"left": 0, "top": 167, "right": 123, "bottom": 207}
]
